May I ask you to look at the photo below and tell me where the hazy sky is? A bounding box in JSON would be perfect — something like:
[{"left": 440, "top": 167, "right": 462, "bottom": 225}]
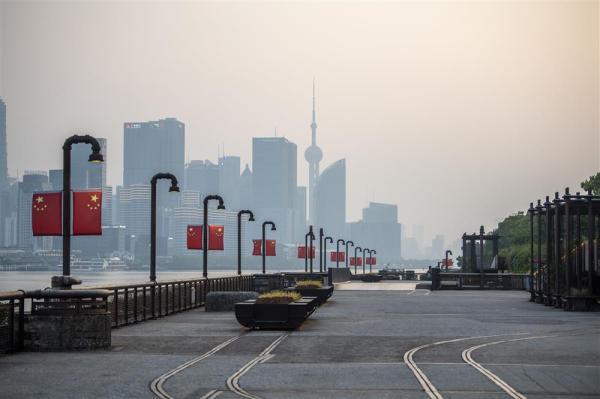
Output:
[{"left": 1, "top": 1, "right": 598, "bottom": 246}]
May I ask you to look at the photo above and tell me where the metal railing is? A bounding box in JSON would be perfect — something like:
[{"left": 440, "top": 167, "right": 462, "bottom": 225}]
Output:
[
  {"left": 0, "top": 291, "right": 25, "bottom": 353},
  {"left": 434, "top": 272, "right": 527, "bottom": 290},
  {"left": 95, "top": 275, "right": 255, "bottom": 328}
]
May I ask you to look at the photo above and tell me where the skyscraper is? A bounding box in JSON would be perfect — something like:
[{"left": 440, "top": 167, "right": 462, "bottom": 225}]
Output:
[
  {"left": 314, "top": 159, "right": 346, "bottom": 239},
  {"left": 304, "top": 81, "right": 322, "bottom": 225},
  {"left": 252, "top": 137, "right": 297, "bottom": 243},
  {"left": 123, "top": 118, "right": 185, "bottom": 187},
  {"left": 185, "top": 160, "right": 220, "bottom": 198},
  {"left": 0, "top": 98, "right": 8, "bottom": 190},
  {"left": 348, "top": 202, "right": 402, "bottom": 263},
  {"left": 218, "top": 155, "right": 241, "bottom": 210}
]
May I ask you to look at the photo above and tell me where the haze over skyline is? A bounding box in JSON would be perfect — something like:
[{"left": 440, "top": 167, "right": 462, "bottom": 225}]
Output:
[{"left": 1, "top": 1, "right": 598, "bottom": 245}]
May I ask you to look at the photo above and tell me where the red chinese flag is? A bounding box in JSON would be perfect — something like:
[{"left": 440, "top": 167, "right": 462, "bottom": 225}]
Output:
[
  {"left": 73, "top": 191, "right": 102, "bottom": 235},
  {"left": 371, "top": 257, "right": 377, "bottom": 265},
  {"left": 330, "top": 252, "right": 345, "bottom": 262},
  {"left": 265, "top": 240, "right": 276, "bottom": 256},
  {"left": 208, "top": 225, "right": 224, "bottom": 250},
  {"left": 187, "top": 225, "right": 202, "bottom": 249},
  {"left": 350, "top": 257, "right": 355, "bottom": 266},
  {"left": 32, "top": 192, "right": 62, "bottom": 236},
  {"left": 252, "top": 239, "right": 262, "bottom": 256},
  {"left": 350, "top": 257, "right": 363, "bottom": 266},
  {"left": 297, "top": 246, "right": 306, "bottom": 259}
]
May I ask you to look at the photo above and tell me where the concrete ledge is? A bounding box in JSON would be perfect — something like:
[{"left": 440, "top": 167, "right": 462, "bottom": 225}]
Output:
[{"left": 205, "top": 291, "right": 258, "bottom": 312}]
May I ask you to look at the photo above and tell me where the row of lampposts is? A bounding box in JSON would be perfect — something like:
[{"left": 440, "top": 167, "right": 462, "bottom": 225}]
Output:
[{"left": 301, "top": 225, "right": 377, "bottom": 275}]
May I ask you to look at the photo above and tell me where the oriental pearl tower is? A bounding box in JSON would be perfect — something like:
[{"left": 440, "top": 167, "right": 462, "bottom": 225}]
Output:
[{"left": 305, "top": 80, "right": 322, "bottom": 225}]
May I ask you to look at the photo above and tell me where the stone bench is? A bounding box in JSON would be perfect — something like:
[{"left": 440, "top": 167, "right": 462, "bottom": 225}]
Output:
[{"left": 205, "top": 291, "right": 258, "bottom": 312}]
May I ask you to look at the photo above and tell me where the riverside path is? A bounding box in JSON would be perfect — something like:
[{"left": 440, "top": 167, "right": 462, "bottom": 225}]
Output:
[{"left": 1, "top": 282, "right": 599, "bottom": 399}]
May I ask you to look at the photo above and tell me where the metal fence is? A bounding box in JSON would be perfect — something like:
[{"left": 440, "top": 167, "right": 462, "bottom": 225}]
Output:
[
  {"left": 0, "top": 291, "right": 25, "bottom": 353},
  {"left": 0, "top": 274, "right": 255, "bottom": 353},
  {"left": 97, "top": 275, "right": 254, "bottom": 328},
  {"left": 434, "top": 272, "right": 527, "bottom": 290}
]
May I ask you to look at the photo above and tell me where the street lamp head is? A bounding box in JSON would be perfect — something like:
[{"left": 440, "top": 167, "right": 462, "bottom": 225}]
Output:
[
  {"left": 88, "top": 152, "right": 104, "bottom": 163},
  {"left": 217, "top": 203, "right": 226, "bottom": 210},
  {"left": 168, "top": 185, "right": 180, "bottom": 193},
  {"left": 271, "top": 225, "right": 276, "bottom": 231},
  {"left": 248, "top": 215, "right": 255, "bottom": 222}
]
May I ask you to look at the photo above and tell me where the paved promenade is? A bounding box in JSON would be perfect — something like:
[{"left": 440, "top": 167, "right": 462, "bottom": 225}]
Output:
[{"left": 1, "top": 283, "right": 599, "bottom": 398}]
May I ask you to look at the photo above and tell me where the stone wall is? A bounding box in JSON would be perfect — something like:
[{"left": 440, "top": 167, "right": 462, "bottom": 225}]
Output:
[{"left": 25, "top": 313, "right": 111, "bottom": 351}]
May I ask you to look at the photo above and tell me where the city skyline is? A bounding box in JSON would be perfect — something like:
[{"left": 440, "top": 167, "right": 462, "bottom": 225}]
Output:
[{"left": 0, "top": 1, "right": 597, "bottom": 244}]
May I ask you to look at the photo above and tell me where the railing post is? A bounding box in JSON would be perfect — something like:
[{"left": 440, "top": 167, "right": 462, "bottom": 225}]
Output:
[
  {"left": 124, "top": 288, "right": 129, "bottom": 325},
  {"left": 18, "top": 298, "right": 24, "bottom": 350},
  {"left": 133, "top": 287, "right": 138, "bottom": 323},
  {"left": 113, "top": 289, "right": 119, "bottom": 327}
]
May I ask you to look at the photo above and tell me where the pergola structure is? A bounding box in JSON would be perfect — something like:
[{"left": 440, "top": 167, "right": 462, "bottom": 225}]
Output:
[
  {"left": 528, "top": 188, "right": 599, "bottom": 311},
  {"left": 461, "top": 226, "right": 501, "bottom": 275}
]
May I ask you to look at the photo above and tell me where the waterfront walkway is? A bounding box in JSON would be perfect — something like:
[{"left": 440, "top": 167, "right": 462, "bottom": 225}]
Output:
[{"left": 1, "top": 285, "right": 599, "bottom": 398}]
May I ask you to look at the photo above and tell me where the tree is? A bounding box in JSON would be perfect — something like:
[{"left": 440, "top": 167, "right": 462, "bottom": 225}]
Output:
[{"left": 581, "top": 172, "right": 600, "bottom": 195}]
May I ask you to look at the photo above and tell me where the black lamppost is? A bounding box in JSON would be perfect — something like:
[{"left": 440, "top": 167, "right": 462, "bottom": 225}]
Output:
[
  {"left": 262, "top": 221, "right": 276, "bottom": 274},
  {"left": 150, "top": 173, "right": 180, "bottom": 282},
  {"left": 336, "top": 239, "right": 345, "bottom": 268},
  {"left": 62, "top": 135, "right": 104, "bottom": 277},
  {"left": 354, "top": 246, "right": 362, "bottom": 275},
  {"left": 237, "top": 210, "right": 255, "bottom": 275},
  {"left": 345, "top": 240, "right": 354, "bottom": 268},
  {"left": 203, "top": 195, "right": 225, "bottom": 278},
  {"left": 362, "top": 248, "right": 369, "bottom": 274},
  {"left": 319, "top": 228, "right": 324, "bottom": 273},
  {"left": 369, "top": 250, "right": 376, "bottom": 273},
  {"left": 445, "top": 250, "right": 453, "bottom": 271},
  {"left": 323, "top": 236, "right": 333, "bottom": 270},
  {"left": 304, "top": 226, "right": 314, "bottom": 272}
]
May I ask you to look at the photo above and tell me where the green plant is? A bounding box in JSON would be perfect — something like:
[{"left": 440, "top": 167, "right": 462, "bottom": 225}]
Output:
[
  {"left": 257, "top": 290, "right": 302, "bottom": 304},
  {"left": 295, "top": 280, "right": 323, "bottom": 289}
]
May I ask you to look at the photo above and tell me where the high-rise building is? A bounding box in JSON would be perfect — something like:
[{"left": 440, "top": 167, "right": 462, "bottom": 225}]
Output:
[
  {"left": 252, "top": 137, "right": 297, "bottom": 244},
  {"left": 185, "top": 160, "right": 220, "bottom": 199},
  {"left": 294, "top": 186, "right": 307, "bottom": 243},
  {"left": 348, "top": 202, "right": 402, "bottom": 264},
  {"left": 314, "top": 159, "right": 346, "bottom": 239},
  {"left": 48, "top": 169, "right": 63, "bottom": 191},
  {"left": 252, "top": 137, "right": 297, "bottom": 210},
  {"left": 239, "top": 164, "right": 253, "bottom": 209},
  {"left": 304, "top": 82, "right": 322, "bottom": 225},
  {"left": 432, "top": 234, "right": 445, "bottom": 259},
  {"left": 123, "top": 118, "right": 185, "bottom": 187},
  {"left": 0, "top": 98, "right": 8, "bottom": 190},
  {"left": 412, "top": 224, "right": 425, "bottom": 251},
  {"left": 218, "top": 155, "right": 241, "bottom": 210}
]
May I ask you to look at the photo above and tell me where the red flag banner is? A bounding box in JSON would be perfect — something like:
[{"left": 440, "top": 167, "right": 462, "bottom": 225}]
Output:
[
  {"left": 32, "top": 192, "right": 62, "bottom": 236},
  {"left": 350, "top": 257, "right": 363, "bottom": 266},
  {"left": 252, "top": 239, "right": 262, "bottom": 256},
  {"left": 73, "top": 190, "right": 102, "bottom": 235},
  {"left": 442, "top": 259, "right": 453, "bottom": 267},
  {"left": 370, "top": 257, "right": 377, "bottom": 265},
  {"left": 187, "top": 225, "right": 202, "bottom": 249},
  {"left": 265, "top": 240, "right": 276, "bottom": 256},
  {"left": 330, "top": 252, "right": 345, "bottom": 262},
  {"left": 297, "top": 246, "right": 315, "bottom": 259},
  {"left": 208, "top": 225, "right": 224, "bottom": 250}
]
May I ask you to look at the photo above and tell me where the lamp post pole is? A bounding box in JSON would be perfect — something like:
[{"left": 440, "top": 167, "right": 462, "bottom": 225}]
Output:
[
  {"left": 237, "top": 210, "right": 255, "bottom": 276},
  {"left": 345, "top": 240, "right": 354, "bottom": 269},
  {"left": 354, "top": 246, "right": 362, "bottom": 275},
  {"left": 150, "top": 173, "right": 180, "bottom": 282},
  {"left": 309, "top": 226, "right": 315, "bottom": 273},
  {"left": 323, "top": 236, "right": 333, "bottom": 271},
  {"left": 363, "top": 248, "right": 369, "bottom": 274},
  {"left": 319, "top": 228, "right": 324, "bottom": 273},
  {"left": 262, "top": 221, "right": 276, "bottom": 274},
  {"left": 336, "top": 239, "right": 345, "bottom": 268},
  {"left": 62, "top": 135, "right": 104, "bottom": 277},
  {"left": 203, "top": 195, "right": 225, "bottom": 278},
  {"left": 445, "top": 250, "right": 453, "bottom": 271},
  {"left": 304, "top": 226, "right": 314, "bottom": 272},
  {"left": 370, "top": 250, "right": 376, "bottom": 273}
]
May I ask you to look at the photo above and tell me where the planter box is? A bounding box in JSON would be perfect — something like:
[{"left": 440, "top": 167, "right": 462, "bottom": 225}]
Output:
[
  {"left": 287, "top": 286, "right": 334, "bottom": 306},
  {"left": 234, "top": 297, "right": 318, "bottom": 330}
]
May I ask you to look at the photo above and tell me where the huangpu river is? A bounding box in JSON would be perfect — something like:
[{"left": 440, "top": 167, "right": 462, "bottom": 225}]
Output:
[{"left": 0, "top": 267, "right": 384, "bottom": 292}]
